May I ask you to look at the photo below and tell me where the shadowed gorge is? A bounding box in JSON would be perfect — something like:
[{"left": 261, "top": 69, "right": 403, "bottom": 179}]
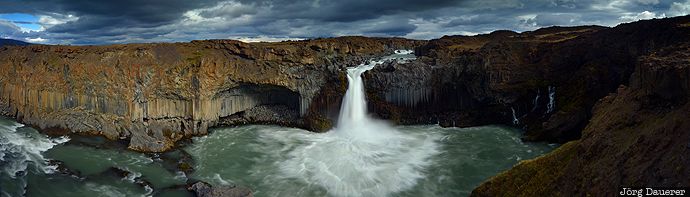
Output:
[{"left": 472, "top": 42, "right": 690, "bottom": 197}]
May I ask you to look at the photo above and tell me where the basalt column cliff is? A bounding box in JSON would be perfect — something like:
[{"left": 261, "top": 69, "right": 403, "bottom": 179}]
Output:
[{"left": 0, "top": 37, "right": 422, "bottom": 152}]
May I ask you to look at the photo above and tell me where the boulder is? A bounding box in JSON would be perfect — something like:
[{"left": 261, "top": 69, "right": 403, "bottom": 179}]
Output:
[{"left": 188, "top": 181, "right": 253, "bottom": 197}]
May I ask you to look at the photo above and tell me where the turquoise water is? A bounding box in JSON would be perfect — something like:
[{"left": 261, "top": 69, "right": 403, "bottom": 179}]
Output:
[
  {"left": 0, "top": 117, "right": 555, "bottom": 197},
  {"left": 185, "top": 124, "right": 555, "bottom": 197}
]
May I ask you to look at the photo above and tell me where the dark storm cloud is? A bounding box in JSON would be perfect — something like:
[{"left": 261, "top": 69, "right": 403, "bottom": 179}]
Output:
[
  {"left": 363, "top": 22, "right": 417, "bottom": 36},
  {"left": 0, "top": 0, "right": 688, "bottom": 44},
  {"left": 6, "top": 0, "right": 224, "bottom": 44},
  {"left": 442, "top": 14, "right": 506, "bottom": 27},
  {"left": 238, "top": 0, "right": 463, "bottom": 22},
  {"left": 0, "top": 0, "right": 221, "bottom": 26}
]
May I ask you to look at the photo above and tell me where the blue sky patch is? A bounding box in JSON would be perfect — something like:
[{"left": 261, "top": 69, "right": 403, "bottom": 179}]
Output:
[{"left": 0, "top": 13, "right": 41, "bottom": 32}]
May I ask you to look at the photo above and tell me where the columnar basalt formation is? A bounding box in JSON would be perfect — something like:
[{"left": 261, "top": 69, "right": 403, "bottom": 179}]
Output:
[
  {"left": 0, "top": 37, "right": 424, "bottom": 152},
  {"left": 366, "top": 16, "right": 690, "bottom": 144}
]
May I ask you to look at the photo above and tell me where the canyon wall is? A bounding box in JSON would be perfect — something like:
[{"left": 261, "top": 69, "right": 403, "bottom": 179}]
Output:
[
  {"left": 0, "top": 37, "right": 423, "bottom": 152},
  {"left": 363, "top": 16, "right": 689, "bottom": 195},
  {"left": 366, "top": 16, "right": 690, "bottom": 144},
  {"left": 472, "top": 42, "right": 690, "bottom": 197}
]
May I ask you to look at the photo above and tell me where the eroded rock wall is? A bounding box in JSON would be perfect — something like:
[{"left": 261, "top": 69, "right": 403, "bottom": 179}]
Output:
[
  {"left": 366, "top": 16, "right": 690, "bottom": 144},
  {"left": 0, "top": 37, "right": 424, "bottom": 152},
  {"left": 471, "top": 43, "right": 690, "bottom": 197}
]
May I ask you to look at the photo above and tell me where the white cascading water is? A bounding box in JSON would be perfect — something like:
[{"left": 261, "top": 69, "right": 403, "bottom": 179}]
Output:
[
  {"left": 334, "top": 59, "right": 390, "bottom": 142},
  {"left": 276, "top": 50, "right": 440, "bottom": 197},
  {"left": 546, "top": 86, "right": 556, "bottom": 113},
  {"left": 511, "top": 107, "right": 519, "bottom": 125},
  {"left": 338, "top": 61, "right": 376, "bottom": 127},
  {"left": 0, "top": 120, "right": 69, "bottom": 195},
  {"left": 531, "top": 89, "right": 540, "bottom": 112},
  {"left": 0, "top": 122, "right": 69, "bottom": 178}
]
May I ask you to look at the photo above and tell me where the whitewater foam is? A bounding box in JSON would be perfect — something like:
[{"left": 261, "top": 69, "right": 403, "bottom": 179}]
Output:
[
  {"left": 511, "top": 107, "right": 519, "bottom": 125},
  {"left": 394, "top": 49, "right": 414, "bottom": 55},
  {"left": 122, "top": 168, "right": 143, "bottom": 183},
  {"left": 214, "top": 173, "right": 232, "bottom": 185},
  {"left": 547, "top": 86, "right": 556, "bottom": 113},
  {"left": 0, "top": 121, "right": 69, "bottom": 178},
  {"left": 273, "top": 51, "right": 440, "bottom": 197}
]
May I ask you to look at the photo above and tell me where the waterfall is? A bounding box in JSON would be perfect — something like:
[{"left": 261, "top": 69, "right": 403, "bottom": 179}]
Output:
[
  {"left": 337, "top": 49, "right": 416, "bottom": 127},
  {"left": 531, "top": 89, "right": 540, "bottom": 112},
  {"left": 274, "top": 50, "right": 440, "bottom": 197},
  {"left": 337, "top": 61, "right": 377, "bottom": 127},
  {"left": 334, "top": 50, "right": 416, "bottom": 139},
  {"left": 511, "top": 107, "right": 519, "bottom": 125},
  {"left": 546, "top": 86, "right": 556, "bottom": 113}
]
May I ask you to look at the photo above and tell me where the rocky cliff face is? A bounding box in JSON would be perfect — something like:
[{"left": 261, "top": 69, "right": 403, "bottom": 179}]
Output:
[
  {"left": 0, "top": 37, "right": 423, "bottom": 152},
  {"left": 471, "top": 42, "right": 690, "bottom": 196},
  {"left": 366, "top": 16, "right": 690, "bottom": 144}
]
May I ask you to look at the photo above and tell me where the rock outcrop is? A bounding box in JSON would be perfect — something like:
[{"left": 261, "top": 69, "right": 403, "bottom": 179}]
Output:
[{"left": 188, "top": 181, "right": 253, "bottom": 197}]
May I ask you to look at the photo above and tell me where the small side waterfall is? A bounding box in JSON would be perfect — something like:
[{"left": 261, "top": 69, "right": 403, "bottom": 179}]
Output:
[
  {"left": 511, "top": 107, "right": 519, "bottom": 125},
  {"left": 546, "top": 86, "right": 556, "bottom": 113},
  {"left": 531, "top": 89, "right": 540, "bottom": 112}
]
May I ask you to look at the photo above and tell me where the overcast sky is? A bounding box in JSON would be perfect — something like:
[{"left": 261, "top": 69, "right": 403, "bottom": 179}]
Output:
[{"left": 0, "top": 0, "right": 688, "bottom": 45}]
